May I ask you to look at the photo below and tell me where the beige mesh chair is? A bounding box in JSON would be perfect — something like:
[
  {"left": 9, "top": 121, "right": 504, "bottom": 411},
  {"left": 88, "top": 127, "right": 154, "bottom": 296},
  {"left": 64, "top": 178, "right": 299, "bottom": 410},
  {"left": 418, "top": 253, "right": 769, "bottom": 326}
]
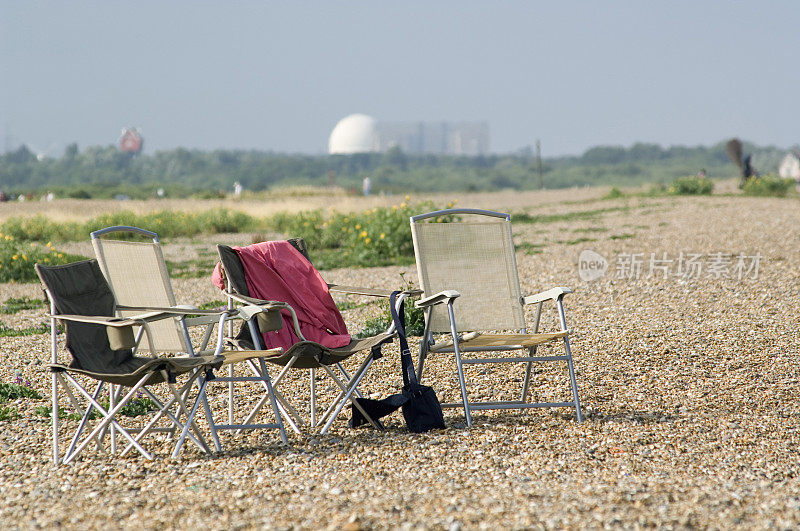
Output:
[
  {"left": 410, "top": 209, "right": 582, "bottom": 426},
  {"left": 91, "top": 226, "right": 287, "bottom": 448}
]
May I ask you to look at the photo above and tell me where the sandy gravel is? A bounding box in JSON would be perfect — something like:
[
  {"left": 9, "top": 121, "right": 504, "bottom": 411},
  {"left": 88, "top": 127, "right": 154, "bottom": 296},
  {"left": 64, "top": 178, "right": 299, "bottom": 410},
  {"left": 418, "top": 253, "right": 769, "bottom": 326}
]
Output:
[{"left": 1, "top": 186, "right": 799, "bottom": 529}]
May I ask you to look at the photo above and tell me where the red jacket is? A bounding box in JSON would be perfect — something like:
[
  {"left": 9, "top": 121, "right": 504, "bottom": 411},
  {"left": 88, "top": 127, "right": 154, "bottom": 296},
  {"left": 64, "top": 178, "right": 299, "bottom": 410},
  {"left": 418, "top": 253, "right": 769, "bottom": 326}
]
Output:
[{"left": 213, "top": 241, "right": 350, "bottom": 350}]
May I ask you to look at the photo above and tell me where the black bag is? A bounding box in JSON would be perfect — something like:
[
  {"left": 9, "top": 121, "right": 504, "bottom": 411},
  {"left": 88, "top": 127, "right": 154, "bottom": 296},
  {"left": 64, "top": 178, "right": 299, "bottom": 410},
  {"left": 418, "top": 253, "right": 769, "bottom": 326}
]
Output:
[{"left": 350, "top": 291, "right": 445, "bottom": 433}]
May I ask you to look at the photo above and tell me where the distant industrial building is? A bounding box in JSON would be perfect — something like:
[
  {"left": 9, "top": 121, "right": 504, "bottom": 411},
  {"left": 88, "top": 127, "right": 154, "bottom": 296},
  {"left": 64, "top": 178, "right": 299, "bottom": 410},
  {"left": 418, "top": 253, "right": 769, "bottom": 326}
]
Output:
[{"left": 328, "top": 114, "right": 489, "bottom": 156}]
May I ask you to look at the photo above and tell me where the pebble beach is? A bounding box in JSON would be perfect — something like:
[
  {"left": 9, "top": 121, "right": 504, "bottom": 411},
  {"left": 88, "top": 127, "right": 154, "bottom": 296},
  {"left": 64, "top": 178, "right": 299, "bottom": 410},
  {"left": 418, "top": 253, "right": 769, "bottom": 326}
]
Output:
[{"left": 1, "top": 186, "right": 799, "bottom": 529}]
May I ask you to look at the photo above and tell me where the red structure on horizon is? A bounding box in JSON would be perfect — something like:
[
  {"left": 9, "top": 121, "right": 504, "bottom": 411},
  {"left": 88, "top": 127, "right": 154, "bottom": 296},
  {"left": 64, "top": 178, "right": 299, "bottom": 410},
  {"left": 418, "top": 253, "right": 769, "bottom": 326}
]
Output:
[{"left": 119, "top": 128, "right": 143, "bottom": 154}]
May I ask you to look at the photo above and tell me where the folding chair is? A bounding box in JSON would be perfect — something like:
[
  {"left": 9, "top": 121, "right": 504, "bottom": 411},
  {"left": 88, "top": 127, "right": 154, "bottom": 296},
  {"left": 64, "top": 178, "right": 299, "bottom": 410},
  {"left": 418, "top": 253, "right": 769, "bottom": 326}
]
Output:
[
  {"left": 91, "top": 226, "right": 287, "bottom": 448},
  {"left": 410, "top": 208, "right": 582, "bottom": 426},
  {"left": 35, "top": 259, "right": 225, "bottom": 464},
  {"left": 216, "top": 239, "right": 416, "bottom": 434}
]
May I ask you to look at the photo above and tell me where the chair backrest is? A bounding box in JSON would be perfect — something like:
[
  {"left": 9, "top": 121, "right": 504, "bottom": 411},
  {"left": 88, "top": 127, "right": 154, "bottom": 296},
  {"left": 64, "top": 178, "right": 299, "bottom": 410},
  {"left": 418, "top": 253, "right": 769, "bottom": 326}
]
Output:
[
  {"left": 217, "top": 238, "right": 312, "bottom": 298},
  {"left": 411, "top": 209, "right": 525, "bottom": 333},
  {"left": 91, "top": 226, "right": 187, "bottom": 353},
  {"left": 35, "top": 259, "right": 137, "bottom": 373}
]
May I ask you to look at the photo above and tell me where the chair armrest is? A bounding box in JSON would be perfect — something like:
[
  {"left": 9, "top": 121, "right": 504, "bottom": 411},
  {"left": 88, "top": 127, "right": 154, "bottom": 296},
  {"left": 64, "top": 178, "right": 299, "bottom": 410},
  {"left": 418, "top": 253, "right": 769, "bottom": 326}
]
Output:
[
  {"left": 115, "top": 304, "right": 231, "bottom": 317},
  {"left": 415, "top": 290, "right": 460, "bottom": 308},
  {"left": 236, "top": 304, "right": 284, "bottom": 321},
  {"left": 327, "top": 284, "right": 423, "bottom": 298},
  {"left": 47, "top": 314, "right": 147, "bottom": 327},
  {"left": 225, "top": 293, "right": 288, "bottom": 310},
  {"left": 522, "top": 287, "right": 573, "bottom": 305}
]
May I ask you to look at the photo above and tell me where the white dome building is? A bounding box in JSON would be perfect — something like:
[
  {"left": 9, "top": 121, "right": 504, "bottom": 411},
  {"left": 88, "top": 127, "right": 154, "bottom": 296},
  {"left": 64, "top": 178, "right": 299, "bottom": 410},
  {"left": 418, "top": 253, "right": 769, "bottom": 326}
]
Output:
[{"left": 328, "top": 114, "right": 377, "bottom": 154}]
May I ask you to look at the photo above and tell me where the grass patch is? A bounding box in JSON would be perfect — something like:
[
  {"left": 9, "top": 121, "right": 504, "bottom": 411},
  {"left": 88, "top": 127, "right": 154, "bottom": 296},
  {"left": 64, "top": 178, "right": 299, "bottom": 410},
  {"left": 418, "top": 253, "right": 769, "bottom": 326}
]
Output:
[
  {"left": 166, "top": 258, "right": 219, "bottom": 279},
  {"left": 335, "top": 299, "right": 379, "bottom": 312},
  {"left": 0, "top": 379, "right": 42, "bottom": 422},
  {"left": 36, "top": 405, "right": 95, "bottom": 421},
  {"left": 558, "top": 237, "right": 596, "bottom": 246},
  {"left": 742, "top": 175, "right": 795, "bottom": 197},
  {"left": 512, "top": 206, "right": 631, "bottom": 225},
  {"left": 35, "top": 397, "right": 158, "bottom": 420},
  {"left": 517, "top": 242, "right": 546, "bottom": 255},
  {"left": 669, "top": 176, "right": 714, "bottom": 195},
  {"left": 0, "top": 381, "right": 43, "bottom": 401},
  {"left": 610, "top": 233, "right": 635, "bottom": 240},
  {"left": 198, "top": 300, "right": 227, "bottom": 311},
  {"left": 572, "top": 227, "right": 608, "bottom": 233},
  {"left": 0, "top": 405, "right": 19, "bottom": 421},
  {"left": 1, "top": 296, "right": 45, "bottom": 314},
  {"left": 119, "top": 397, "right": 159, "bottom": 417},
  {"left": 603, "top": 187, "right": 625, "bottom": 199},
  {"left": 0, "top": 322, "right": 49, "bottom": 337}
]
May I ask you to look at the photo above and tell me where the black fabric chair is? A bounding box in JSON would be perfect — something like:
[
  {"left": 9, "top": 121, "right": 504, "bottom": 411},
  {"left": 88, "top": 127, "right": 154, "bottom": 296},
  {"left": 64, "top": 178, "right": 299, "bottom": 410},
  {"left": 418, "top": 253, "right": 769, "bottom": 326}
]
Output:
[{"left": 36, "top": 259, "right": 224, "bottom": 464}]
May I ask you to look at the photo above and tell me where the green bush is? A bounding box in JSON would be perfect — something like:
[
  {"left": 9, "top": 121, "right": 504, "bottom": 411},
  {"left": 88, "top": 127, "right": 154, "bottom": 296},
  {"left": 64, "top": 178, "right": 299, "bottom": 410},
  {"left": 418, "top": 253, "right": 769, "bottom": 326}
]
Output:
[
  {"left": 0, "top": 233, "right": 87, "bottom": 282},
  {"left": 269, "top": 199, "right": 457, "bottom": 269},
  {"left": 741, "top": 174, "right": 795, "bottom": 197},
  {"left": 669, "top": 176, "right": 714, "bottom": 195},
  {"left": 0, "top": 200, "right": 457, "bottom": 279},
  {"left": 353, "top": 274, "right": 425, "bottom": 338},
  {"left": 353, "top": 300, "right": 425, "bottom": 339},
  {"left": 0, "top": 208, "right": 258, "bottom": 243}
]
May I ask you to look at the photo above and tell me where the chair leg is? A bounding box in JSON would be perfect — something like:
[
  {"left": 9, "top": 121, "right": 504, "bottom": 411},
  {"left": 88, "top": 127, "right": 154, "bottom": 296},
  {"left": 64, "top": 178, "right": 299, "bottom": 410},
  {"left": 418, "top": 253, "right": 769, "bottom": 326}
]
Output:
[
  {"left": 334, "top": 363, "right": 364, "bottom": 399},
  {"left": 521, "top": 350, "right": 535, "bottom": 403},
  {"left": 318, "top": 359, "right": 383, "bottom": 430},
  {"left": 231, "top": 360, "right": 274, "bottom": 434},
  {"left": 446, "top": 302, "right": 472, "bottom": 427},
  {"left": 228, "top": 363, "right": 235, "bottom": 426},
  {"left": 199, "top": 386, "right": 222, "bottom": 452},
  {"left": 65, "top": 381, "right": 106, "bottom": 460},
  {"left": 564, "top": 337, "right": 582, "bottom": 422},
  {"left": 169, "top": 379, "right": 214, "bottom": 453},
  {"left": 272, "top": 391, "right": 303, "bottom": 434},
  {"left": 62, "top": 373, "right": 154, "bottom": 464},
  {"left": 258, "top": 358, "right": 288, "bottom": 444},
  {"left": 417, "top": 308, "right": 433, "bottom": 381},
  {"left": 109, "top": 383, "right": 117, "bottom": 455},
  {"left": 522, "top": 302, "right": 544, "bottom": 404},
  {"left": 230, "top": 359, "right": 289, "bottom": 443},
  {"left": 172, "top": 376, "right": 211, "bottom": 458},
  {"left": 51, "top": 371, "right": 60, "bottom": 464},
  {"left": 120, "top": 385, "right": 209, "bottom": 456},
  {"left": 270, "top": 358, "right": 305, "bottom": 433},
  {"left": 309, "top": 369, "right": 317, "bottom": 427},
  {"left": 320, "top": 355, "right": 376, "bottom": 434},
  {"left": 557, "top": 298, "right": 582, "bottom": 422}
]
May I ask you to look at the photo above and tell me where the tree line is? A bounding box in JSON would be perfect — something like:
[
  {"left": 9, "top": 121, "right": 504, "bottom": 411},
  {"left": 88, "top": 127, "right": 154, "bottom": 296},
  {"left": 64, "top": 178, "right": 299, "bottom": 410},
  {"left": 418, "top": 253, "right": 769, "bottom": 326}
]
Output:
[{"left": 0, "top": 140, "right": 788, "bottom": 199}]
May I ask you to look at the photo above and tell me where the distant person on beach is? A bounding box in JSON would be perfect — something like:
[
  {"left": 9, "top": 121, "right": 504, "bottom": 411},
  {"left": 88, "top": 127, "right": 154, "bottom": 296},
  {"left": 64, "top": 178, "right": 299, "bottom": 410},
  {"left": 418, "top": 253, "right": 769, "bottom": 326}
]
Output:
[{"left": 362, "top": 176, "right": 372, "bottom": 196}]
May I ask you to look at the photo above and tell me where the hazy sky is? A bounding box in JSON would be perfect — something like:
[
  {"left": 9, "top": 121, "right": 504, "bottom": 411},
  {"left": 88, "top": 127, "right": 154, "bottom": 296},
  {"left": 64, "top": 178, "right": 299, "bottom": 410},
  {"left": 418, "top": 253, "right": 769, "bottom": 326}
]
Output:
[{"left": 2, "top": 1, "right": 799, "bottom": 157}]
